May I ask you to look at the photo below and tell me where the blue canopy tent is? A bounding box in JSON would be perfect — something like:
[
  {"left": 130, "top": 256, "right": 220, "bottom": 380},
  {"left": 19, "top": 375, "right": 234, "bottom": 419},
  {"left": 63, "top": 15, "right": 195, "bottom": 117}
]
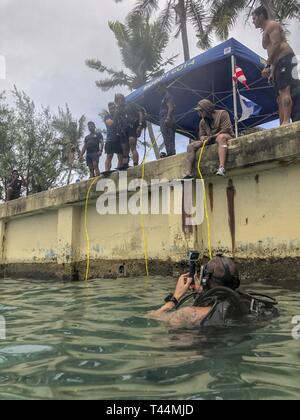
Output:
[{"left": 126, "top": 38, "right": 278, "bottom": 139}]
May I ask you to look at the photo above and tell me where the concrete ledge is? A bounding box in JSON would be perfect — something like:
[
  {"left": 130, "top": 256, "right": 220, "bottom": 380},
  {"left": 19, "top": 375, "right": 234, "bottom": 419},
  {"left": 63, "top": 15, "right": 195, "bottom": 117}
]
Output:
[
  {"left": 1, "top": 122, "right": 300, "bottom": 220},
  {"left": 1, "top": 123, "right": 300, "bottom": 281},
  {"left": 2, "top": 256, "right": 300, "bottom": 282}
]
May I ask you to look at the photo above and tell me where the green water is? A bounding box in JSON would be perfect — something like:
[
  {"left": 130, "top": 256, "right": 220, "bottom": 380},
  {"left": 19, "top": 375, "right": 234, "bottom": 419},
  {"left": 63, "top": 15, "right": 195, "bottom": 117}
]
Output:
[{"left": 0, "top": 277, "right": 300, "bottom": 400}]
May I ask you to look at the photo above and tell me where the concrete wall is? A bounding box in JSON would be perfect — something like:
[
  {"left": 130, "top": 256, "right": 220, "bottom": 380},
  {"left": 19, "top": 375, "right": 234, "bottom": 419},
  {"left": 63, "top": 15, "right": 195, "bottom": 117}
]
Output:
[{"left": 1, "top": 122, "right": 300, "bottom": 281}]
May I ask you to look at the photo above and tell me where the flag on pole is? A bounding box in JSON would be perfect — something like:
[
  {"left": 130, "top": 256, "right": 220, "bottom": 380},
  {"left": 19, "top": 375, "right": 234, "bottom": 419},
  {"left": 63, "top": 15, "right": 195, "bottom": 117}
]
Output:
[
  {"left": 238, "top": 92, "right": 262, "bottom": 122},
  {"left": 233, "top": 66, "right": 250, "bottom": 90}
]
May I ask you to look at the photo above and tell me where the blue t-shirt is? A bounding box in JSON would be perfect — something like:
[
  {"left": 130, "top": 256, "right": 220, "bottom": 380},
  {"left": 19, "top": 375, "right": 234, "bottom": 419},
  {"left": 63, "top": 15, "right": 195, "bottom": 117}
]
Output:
[
  {"left": 159, "top": 92, "right": 175, "bottom": 122},
  {"left": 105, "top": 114, "right": 117, "bottom": 143}
]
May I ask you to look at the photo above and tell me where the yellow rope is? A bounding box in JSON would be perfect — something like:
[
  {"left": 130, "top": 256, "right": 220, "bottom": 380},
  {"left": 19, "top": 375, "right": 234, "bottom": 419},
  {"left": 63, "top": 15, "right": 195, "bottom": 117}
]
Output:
[
  {"left": 83, "top": 131, "right": 212, "bottom": 282},
  {"left": 197, "top": 140, "right": 213, "bottom": 261},
  {"left": 177, "top": 129, "right": 213, "bottom": 259},
  {"left": 84, "top": 176, "right": 100, "bottom": 282}
]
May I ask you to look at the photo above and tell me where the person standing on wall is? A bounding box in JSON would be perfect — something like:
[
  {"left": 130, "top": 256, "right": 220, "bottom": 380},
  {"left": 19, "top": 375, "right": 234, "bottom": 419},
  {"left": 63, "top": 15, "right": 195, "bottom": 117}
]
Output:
[
  {"left": 79, "top": 121, "right": 103, "bottom": 178},
  {"left": 104, "top": 102, "right": 123, "bottom": 172},
  {"left": 157, "top": 84, "right": 176, "bottom": 157},
  {"left": 114, "top": 94, "right": 144, "bottom": 169},
  {"left": 6, "top": 170, "right": 27, "bottom": 201},
  {"left": 253, "top": 6, "right": 299, "bottom": 125}
]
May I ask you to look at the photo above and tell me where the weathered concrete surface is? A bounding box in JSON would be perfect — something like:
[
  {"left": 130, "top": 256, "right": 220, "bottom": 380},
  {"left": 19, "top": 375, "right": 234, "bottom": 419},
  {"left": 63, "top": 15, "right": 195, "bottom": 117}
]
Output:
[
  {"left": 2, "top": 258, "right": 300, "bottom": 284},
  {"left": 0, "top": 122, "right": 300, "bottom": 280}
]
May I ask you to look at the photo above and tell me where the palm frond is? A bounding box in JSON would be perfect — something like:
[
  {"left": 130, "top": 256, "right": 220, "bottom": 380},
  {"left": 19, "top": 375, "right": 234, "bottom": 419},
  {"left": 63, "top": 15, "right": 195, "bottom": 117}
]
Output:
[
  {"left": 207, "top": 0, "right": 248, "bottom": 40},
  {"left": 132, "top": 0, "right": 160, "bottom": 17},
  {"left": 187, "top": 0, "right": 211, "bottom": 49}
]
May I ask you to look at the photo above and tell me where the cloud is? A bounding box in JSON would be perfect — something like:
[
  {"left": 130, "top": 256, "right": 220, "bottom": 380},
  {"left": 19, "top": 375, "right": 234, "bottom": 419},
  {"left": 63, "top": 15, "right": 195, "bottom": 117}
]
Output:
[
  {"left": 0, "top": 0, "right": 299, "bottom": 136},
  {"left": 0, "top": 0, "right": 131, "bottom": 125}
]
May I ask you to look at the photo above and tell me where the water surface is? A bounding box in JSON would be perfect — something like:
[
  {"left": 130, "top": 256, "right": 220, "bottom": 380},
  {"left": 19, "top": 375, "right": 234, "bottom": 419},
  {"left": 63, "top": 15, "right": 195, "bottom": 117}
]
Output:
[{"left": 0, "top": 277, "right": 299, "bottom": 400}]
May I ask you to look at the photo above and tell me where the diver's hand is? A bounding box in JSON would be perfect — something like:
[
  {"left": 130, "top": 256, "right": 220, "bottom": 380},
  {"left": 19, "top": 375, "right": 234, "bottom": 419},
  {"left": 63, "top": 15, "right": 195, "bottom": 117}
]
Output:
[{"left": 174, "top": 274, "right": 193, "bottom": 301}]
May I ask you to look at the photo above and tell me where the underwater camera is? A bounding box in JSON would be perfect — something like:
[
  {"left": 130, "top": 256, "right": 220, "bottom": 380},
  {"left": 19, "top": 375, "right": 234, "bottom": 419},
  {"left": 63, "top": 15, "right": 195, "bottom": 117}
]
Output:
[{"left": 188, "top": 250, "right": 200, "bottom": 285}]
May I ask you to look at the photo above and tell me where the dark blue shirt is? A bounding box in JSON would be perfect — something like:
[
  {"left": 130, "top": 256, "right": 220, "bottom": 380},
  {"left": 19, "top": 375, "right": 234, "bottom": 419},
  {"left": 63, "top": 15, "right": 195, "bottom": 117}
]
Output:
[
  {"left": 84, "top": 132, "right": 103, "bottom": 153},
  {"left": 159, "top": 92, "right": 175, "bottom": 123}
]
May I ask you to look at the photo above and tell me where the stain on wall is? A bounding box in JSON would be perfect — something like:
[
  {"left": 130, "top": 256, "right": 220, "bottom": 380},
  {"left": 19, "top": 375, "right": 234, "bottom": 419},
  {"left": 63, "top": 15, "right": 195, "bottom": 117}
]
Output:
[{"left": 227, "top": 179, "right": 236, "bottom": 255}]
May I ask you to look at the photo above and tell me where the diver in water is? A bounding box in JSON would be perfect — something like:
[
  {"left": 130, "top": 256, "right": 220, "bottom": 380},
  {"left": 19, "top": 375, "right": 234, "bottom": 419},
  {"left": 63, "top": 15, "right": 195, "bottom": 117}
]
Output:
[{"left": 148, "top": 255, "right": 278, "bottom": 329}]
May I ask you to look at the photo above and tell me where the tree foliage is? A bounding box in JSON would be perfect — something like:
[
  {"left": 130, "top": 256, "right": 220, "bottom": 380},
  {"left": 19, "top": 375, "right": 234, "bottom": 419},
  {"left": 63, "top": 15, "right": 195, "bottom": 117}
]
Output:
[
  {"left": 86, "top": 12, "right": 176, "bottom": 91},
  {"left": 200, "top": 0, "right": 300, "bottom": 43},
  {"left": 133, "top": 0, "right": 209, "bottom": 57},
  {"left": 0, "top": 88, "right": 87, "bottom": 201}
]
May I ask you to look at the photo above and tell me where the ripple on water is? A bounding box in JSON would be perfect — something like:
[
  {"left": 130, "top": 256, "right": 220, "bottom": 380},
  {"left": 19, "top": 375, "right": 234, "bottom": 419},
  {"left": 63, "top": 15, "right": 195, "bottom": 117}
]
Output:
[{"left": 0, "top": 277, "right": 300, "bottom": 400}]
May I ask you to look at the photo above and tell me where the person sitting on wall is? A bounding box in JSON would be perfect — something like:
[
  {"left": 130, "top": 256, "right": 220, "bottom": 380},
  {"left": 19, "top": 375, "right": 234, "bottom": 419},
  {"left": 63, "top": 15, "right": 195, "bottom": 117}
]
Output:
[
  {"left": 79, "top": 121, "right": 104, "bottom": 178},
  {"left": 183, "top": 99, "right": 235, "bottom": 179},
  {"left": 104, "top": 102, "right": 123, "bottom": 172},
  {"left": 6, "top": 170, "right": 27, "bottom": 202},
  {"left": 148, "top": 256, "right": 278, "bottom": 329}
]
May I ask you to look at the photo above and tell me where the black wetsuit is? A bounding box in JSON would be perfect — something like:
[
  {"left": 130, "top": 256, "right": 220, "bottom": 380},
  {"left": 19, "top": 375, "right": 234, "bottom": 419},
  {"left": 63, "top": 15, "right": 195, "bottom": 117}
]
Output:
[
  {"left": 114, "top": 103, "right": 142, "bottom": 145},
  {"left": 193, "top": 288, "right": 279, "bottom": 328},
  {"left": 104, "top": 114, "right": 123, "bottom": 155}
]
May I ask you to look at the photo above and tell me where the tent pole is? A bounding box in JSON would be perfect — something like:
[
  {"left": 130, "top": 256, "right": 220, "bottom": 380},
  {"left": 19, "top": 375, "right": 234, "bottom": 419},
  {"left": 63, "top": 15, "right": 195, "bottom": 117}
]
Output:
[{"left": 231, "top": 55, "right": 239, "bottom": 138}]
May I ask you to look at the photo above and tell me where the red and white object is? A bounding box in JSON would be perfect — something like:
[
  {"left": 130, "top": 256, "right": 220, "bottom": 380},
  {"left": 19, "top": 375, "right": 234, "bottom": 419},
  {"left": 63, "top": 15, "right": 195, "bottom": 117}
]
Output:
[{"left": 233, "top": 66, "right": 250, "bottom": 90}]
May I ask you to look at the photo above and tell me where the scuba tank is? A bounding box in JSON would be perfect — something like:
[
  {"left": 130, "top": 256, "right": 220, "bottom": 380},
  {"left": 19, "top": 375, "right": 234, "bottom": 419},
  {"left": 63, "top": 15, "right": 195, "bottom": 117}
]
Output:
[
  {"left": 175, "top": 287, "right": 279, "bottom": 328},
  {"left": 170, "top": 254, "right": 279, "bottom": 328}
]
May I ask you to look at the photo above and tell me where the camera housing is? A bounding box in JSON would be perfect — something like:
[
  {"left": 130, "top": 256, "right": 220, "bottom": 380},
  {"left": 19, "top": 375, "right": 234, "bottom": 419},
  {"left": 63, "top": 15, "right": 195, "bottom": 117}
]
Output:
[
  {"left": 188, "top": 251, "right": 200, "bottom": 284},
  {"left": 188, "top": 251, "right": 200, "bottom": 262}
]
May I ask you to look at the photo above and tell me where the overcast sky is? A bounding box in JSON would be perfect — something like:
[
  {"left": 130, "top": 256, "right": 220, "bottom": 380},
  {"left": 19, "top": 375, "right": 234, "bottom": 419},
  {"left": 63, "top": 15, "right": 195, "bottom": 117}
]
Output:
[{"left": 1, "top": 0, "right": 300, "bottom": 132}]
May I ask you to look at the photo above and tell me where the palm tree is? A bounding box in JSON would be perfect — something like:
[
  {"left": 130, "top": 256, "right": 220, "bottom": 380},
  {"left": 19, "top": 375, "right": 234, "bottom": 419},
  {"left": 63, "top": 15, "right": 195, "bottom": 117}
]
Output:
[
  {"left": 52, "top": 105, "right": 87, "bottom": 185},
  {"left": 86, "top": 14, "right": 176, "bottom": 90},
  {"left": 86, "top": 13, "right": 177, "bottom": 158},
  {"left": 133, "top": 0, "right": 209, "bottom": 61},
  {"left": 206, "top": 0, "right": 300, "bottom": 42}
]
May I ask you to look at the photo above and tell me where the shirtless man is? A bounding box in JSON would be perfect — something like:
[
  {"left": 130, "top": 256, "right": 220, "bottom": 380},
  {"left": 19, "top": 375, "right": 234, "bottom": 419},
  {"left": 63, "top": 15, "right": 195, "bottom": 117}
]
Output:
[{"left": 252, "top": 6, "right": 298, "bottom": 125}]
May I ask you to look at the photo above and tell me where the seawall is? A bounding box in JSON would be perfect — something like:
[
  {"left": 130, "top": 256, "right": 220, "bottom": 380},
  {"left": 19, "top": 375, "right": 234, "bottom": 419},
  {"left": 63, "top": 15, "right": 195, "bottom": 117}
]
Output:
[{"left": 1, "top": 122, "right": 300, "bottom": 281}]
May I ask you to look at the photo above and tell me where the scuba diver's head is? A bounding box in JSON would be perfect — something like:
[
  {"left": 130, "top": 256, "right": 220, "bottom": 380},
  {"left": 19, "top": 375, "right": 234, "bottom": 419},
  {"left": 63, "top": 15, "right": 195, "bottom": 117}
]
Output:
[
  {"left": 200, "top": 255, "right": 240, "bottom": 292},
  {"left": 195, "top": 99, "right": 215, "bottom": 120}
]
